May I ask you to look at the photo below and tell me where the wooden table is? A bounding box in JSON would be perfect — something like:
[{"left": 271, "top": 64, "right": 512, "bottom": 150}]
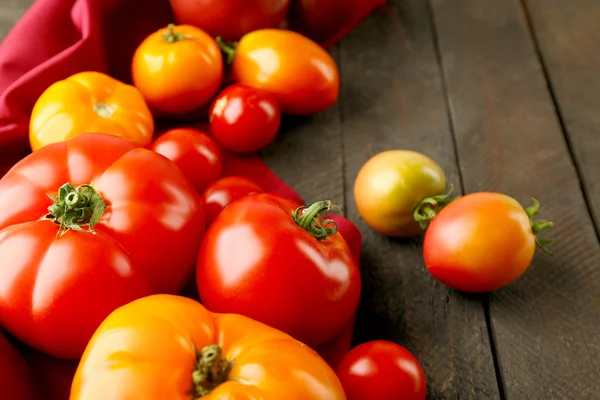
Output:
[{"left": 2, "top": 1, "right": 599, "bottom": 399}]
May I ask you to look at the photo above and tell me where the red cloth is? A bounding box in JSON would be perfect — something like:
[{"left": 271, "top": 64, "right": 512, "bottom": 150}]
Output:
[{"left": 0, "top": 0, "right": 362, "bottom": 370}]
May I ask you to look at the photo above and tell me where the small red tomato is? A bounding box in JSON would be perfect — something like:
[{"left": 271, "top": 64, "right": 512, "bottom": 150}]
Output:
[
  {"left": 209, "top": 84, "right": 281, "bottom": 154},
  {"left": 423, "top": 192, "right": 553, "bottom": 293},
  {"left": 200, "top": 176, "right": 264, "bottom": 225},
  {"left": 337, "top": 340, "right": 427, "bottom": 400},
  {"left": 152, "top": 128, "right": 222, "bottom": 194}
]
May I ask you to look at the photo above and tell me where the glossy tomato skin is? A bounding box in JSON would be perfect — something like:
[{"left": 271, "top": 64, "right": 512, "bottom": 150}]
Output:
[
  {"left": 209, "top": 84, "right": 281, "bottom": 153},
  {"left": 423, "top": 192, "right": 537, "bottom": 293},
  {"left": 0, "top": 134, "right": 205, "bottom": 358},
  {"left": 71, "top": 294, "right": 346, "bottom": 400},
  {"left": 170, "top": 0, "right": 290, "bottom": 41},
  {"left": 231, "top": 29, "right": 340, "bottom": 115},
  {"left": 200, "top": 176, "right": 264, "bottom": 225},
  {"left": 337, "top": 340, "right": 426, "bottom": 400},
  {"left": 29, "top": 71, "right": 154, "bottom": 151},
  {"left": 152, "top": 128, "right": 222, "bottom": 193},
  {"left": 197, "top": 193, "right": 361, "bottom": 348},
  {"left": 132, "top": 24, "right": 223, "bottom": 115},
  {"left": 354, "top": 150, "right": 447, "bottom": 237},
  {"left": 0, "top": 333, "right": 38, "bottom": 400},
  {"left": 291, "top": 0, "right": 387, "bottom": 47}
]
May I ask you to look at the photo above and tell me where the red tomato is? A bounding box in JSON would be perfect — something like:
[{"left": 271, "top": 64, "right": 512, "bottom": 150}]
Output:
[
  {"left": 0, "top": 133, "right": 205, "bottom": 359},
  {"left": 22, "top": 346, "right": 78, "bottom": 400},
  {"left": 200, "top": 176, "right": 264, "bottom": 225},
  {"left": 169, "top": 0, "right": 291, "bottom": 41},
  {"left": 291, "top": 0, "right": 388, "bottom": 47},
  {"left": 423, "top": 192, "right": 553, "bottom": 293},
  {"left": 209, "top": 84, "right": 281, "bottom": 154},
  {"left": 0, "top": 333, "right": 38, "bottom": 400},
  {"left": 337, "top": 340, "right": 427, "bottom": 400},
  {"left": 197, "top": 193, "right": 361, "bottom": 348},
  {"left": 152, "top": 128, "right": 222, "bottom": 194}
]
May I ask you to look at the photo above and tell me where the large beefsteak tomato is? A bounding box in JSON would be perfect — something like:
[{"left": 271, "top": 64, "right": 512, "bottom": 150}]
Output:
[
  {"left": 197, "top": 193, "right": 361, "bottom": 348},
  {"left": 0, "top": 133, "right": 205, "bottom": 359},
  {"left": 70, "top": 294, "right": 346, "bottom": 399}
]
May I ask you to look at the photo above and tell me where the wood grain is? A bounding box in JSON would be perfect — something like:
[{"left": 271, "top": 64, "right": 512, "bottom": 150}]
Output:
[
  {"left": 338, "top": 0, "right": 500, "bottom": 398},
  {"left": 431, "top": 0, "right": 600, "bottom": 398},
  {"left": 523, "top": 0, "right": 600, "bottom": 232}
]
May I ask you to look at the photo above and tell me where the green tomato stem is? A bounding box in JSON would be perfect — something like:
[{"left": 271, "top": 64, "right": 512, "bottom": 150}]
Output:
[
  {"left": 216, "top": 36, "right": 238, "bottom": 65},
  {"left": 525, "top": 197, "right": 554, "bottom": 255},
  {"left": 192, "top": 344, "right": 232, "bottom": 398},
  {"left": 45, "top": 182, "right": 107, "bottom": 236},
  {"left": 293, "top": 200, "right": 341, "bottom": 240},
  {"left": 412, "top": 185, "right": 456, "bottom": 230},
  {"left": 163, "top": 23, "right": 200, "bottom": 44}
]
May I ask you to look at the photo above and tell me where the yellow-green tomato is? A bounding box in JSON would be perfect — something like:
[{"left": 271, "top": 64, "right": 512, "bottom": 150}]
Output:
[{"left": 353, "top": 150, "right": 447, "bottom": 237}]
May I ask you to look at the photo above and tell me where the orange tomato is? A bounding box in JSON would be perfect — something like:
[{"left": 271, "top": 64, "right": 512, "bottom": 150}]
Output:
[
  {"left": 29, "top": 71, "right": 154, "bottom": 151},
  {"left": 132, "top": 24, "right": 224, "bottom": 116},
  {"left": 71, "top": 294, "right": 346, "bottom": 400},
  {"left": 226, "top": 29, "right": 340, "bottom": 115}
]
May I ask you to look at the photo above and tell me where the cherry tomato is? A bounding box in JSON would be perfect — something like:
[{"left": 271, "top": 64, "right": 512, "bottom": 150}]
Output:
[
  {"left": 132, "top": 24, "right": 223, "bottom": 116},
  {"left": 169, "top": 0, "right": 291, "bottom": 41},
  {"left": 200, "top": 176, "right": 264, "bottom": 225},
  {"left": 423, "top": 192, "right": 553, "bottom": 293},
  {"left": 354, "top": 150, "right": 448, "bottom": 237},
  {"left": 337, "top": 340, "right": 427, "bottom": 400},
  {"left": 152, "top": 128, "right": 222, "bottom": 194},
  {"left": 223, "top": 29, "right": 340, "bottom": 115},
  {"left": 209, "top": 84, "right": 281, "bottom": 153},
  {"left": 197, "top": 194, "right": 361, "bottom": 348}
]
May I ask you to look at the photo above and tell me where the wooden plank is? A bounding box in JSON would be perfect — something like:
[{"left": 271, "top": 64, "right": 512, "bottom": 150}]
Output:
[
  {"left": 430, "top": 0, "right": 600, "bottom": 398},
  {"left": 339, "top": 0, "right": 501, "bottom": 398},
  {"left": 523, "top": 0, "right": 600, "bottom": 232}
]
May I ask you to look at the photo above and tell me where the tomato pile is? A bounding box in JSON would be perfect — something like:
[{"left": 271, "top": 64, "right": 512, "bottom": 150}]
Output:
[{"left": 0, "top": 1, "right": 554, "bottom": 399}]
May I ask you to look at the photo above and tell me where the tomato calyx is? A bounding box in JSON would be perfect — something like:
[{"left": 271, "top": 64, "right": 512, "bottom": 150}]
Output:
[
  {"left": 216, "top": 37, "right": 238, "bottom": 64},
  {"left": 525, "top": 197, "right": 554, "bottom": 255},
  {"left": 45, "top": 182, "right": 107, "bottom": 236},
  {"left": 163, "top": 23, "right": 199, "bottom": 44},
  {"left": 192, "top": 344, "right": 233, "bottom": 397},
  {"left": 413, "top": 185, "right": 456, "bottom": 230},
  {"left": 293, "top": 200, "right": 341, "bottom": 240}
]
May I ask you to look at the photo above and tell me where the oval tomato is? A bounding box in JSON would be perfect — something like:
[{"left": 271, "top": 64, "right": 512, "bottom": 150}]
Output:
[
  {"left": 200, "top": 176, "right": 264, "bottom": 225},
  {"left": 29, "top": 71, "right": 154, "bottom": 151},
  {"left": 169, "top": 0, "right": 291, "bottom": 41},
  {"left": 354, "top": 150, "right": 448, "bottom": 237},
  {"left": 71, "top": 294, "right": 346, "bottom": 399},
  {"left": 152, "top": 128, "right": 222, "bottom": 193},
  {"left": 337, "top": 340, "right": 426, "bottom": 400},
  {"left": 209, "top": 84, "right": 281, "bottom": 153},
  {"left": 197, "top": 193, "right": 361, "bottom": 348},
  {"left": 423, "top": 192, "right": 553, "bottom": 293},
  {"left": 132, "top": 24, "right": 223, "bottom": 116},
  {"left": 291, "top": 0, "right": 387, "bottom": 47},
  {"left": 0, "top": 332, "right": 38, "bottom": 400},
  {"left": 0, "top": 133, "right": 205, "bottom": 359},
  {"left": 223, "top": 29, "right": 340, "bottom": 115}
]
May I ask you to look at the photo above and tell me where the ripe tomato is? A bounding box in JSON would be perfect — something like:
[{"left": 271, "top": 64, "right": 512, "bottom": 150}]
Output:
[
  {"left": 337, "top": 340, "right": 427, "bottom": 400},
  {"left": 423, "top": 192, "right": 554, "bottom": 293},
  {"left": 22, "top": 346, "right": 79, "bottom": 400},
  {"left": 209, "top": 84, "right": 281, "bottom": 153},
  {"left": 29, "top": 71, "right": 154, "bottom": 151},
  {"left": 197, "top": 193, "right": 361, "bottom": 348},
  {"left": 0, "top": 332, "right": 38, "bottom": 400},
  {"left": 354, "top": 150, "right": 449, "bottom": 237},
  {"left": 169, "top": 0, "right": 291, "bottom": 41},
  {"left": 291, "top": 0, "right": 387, "bottom": 47},
  {"left": 0, "top": 133, "right": 205, "bottom": 359},
  {"left": 152, "top": 128, "right": 222, "bottom": 194},
  {"left": 132, "top": 24, "right": 223, "bottom": 116},
  {"left": 222, "top": 29, "right": 340, "bottom": 115},
  {"left": 200, "top": 176, "right": 264, "bottom": 225},
  {"left": 71, "top": 294, "right": 346, "bottom": 399}
]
